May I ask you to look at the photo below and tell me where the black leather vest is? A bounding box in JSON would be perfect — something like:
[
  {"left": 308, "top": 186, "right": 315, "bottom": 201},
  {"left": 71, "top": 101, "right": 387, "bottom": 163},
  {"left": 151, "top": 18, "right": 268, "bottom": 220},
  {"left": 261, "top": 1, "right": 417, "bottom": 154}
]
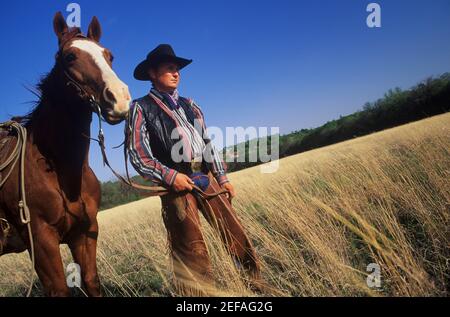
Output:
[{"left": 133, "top": 94, "right": 209, "bottom": 175}]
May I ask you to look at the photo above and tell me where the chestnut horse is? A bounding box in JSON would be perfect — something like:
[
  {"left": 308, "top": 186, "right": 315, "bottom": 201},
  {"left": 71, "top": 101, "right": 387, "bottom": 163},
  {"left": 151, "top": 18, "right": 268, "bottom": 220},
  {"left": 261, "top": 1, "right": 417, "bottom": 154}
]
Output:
[{"left": 0, "top": 12, "right": 130, "bottom": 296}]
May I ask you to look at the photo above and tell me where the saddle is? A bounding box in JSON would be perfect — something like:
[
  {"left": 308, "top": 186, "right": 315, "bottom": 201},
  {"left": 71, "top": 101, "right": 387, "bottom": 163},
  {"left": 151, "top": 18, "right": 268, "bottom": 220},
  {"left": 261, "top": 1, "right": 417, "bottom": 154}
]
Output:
[
  {"left": 0, "top": 128, "right": 18, "bottom": 255},
  {"left": 0, "top": 130, "right": 16, "bottom": 185}
]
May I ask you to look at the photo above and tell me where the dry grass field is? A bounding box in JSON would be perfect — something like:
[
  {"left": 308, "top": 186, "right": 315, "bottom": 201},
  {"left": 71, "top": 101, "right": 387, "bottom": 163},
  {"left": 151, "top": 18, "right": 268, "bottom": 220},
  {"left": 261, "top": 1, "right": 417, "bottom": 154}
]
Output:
[{"left": 1, "top": 113, "right": 449, "bottom": 297}]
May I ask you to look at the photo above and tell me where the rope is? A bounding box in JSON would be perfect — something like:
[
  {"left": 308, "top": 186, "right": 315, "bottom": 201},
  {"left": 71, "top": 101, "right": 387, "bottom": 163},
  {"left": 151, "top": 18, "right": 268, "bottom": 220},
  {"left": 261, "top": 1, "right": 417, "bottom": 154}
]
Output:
[{"left": 0, "top": 121, "right": 35, "bottom": 297}]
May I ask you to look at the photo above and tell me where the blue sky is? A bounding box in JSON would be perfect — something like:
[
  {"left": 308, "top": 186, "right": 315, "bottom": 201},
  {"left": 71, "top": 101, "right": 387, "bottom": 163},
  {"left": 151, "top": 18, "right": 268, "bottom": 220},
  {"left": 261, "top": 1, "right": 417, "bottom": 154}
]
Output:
[{"left": 1, "top": 0, "right": 449, "bottom": 181}]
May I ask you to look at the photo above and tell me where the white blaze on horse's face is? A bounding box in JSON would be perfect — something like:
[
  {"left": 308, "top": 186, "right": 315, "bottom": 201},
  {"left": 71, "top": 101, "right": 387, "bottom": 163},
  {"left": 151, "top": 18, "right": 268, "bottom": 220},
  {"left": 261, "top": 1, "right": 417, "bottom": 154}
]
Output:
[{"left": 70, "top": 39, "right": 131, "bottom": 121}]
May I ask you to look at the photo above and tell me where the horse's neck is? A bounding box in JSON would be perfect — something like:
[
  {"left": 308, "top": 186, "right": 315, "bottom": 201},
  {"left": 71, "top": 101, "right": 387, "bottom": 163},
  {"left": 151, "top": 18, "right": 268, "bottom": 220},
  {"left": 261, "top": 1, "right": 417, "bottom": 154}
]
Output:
[{"left": 30, "top": 97, "right": 93, "bottom": 169}]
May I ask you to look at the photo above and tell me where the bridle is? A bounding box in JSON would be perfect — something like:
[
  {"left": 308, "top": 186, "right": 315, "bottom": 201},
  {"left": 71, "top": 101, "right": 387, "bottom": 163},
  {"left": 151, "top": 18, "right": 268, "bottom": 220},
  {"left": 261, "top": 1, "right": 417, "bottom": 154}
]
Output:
[
  {"left": 55, "top": 34, "right": 229, "bottom": 200},
  {"left": 56, "top": 33, "right": 104, "bottom": 130}
]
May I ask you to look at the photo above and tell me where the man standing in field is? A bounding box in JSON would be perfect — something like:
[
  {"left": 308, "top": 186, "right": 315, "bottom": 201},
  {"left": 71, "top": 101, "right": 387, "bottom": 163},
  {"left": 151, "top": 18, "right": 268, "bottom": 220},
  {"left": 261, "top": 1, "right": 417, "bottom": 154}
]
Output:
[{"left": 127, "top": 44, "right": 262, "bottom": 293}]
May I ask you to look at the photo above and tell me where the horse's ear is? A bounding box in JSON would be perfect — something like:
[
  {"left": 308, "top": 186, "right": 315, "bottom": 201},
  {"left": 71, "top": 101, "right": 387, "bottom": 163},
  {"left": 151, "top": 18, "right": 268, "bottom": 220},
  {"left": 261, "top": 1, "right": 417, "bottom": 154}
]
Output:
[
  {"left": 53, "top": 11, "right": 68, "bottom": 43},
  {"left": 87, "top": 16, "right": 102, "bottom": 42}
]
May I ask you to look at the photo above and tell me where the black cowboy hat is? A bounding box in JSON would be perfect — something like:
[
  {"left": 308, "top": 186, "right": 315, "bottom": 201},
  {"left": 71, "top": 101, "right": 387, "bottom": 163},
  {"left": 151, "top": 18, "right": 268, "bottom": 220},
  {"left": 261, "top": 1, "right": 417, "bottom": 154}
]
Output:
[{"left": 133, "top": 44, "right": 192, "bottom": 81}]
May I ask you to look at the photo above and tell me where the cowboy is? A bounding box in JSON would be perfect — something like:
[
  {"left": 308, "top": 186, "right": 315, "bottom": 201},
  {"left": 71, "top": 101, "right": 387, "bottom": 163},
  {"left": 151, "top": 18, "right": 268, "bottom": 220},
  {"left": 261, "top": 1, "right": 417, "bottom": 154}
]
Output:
[{"left": 128, "top": 44, "right": 262, "bottom": 294}]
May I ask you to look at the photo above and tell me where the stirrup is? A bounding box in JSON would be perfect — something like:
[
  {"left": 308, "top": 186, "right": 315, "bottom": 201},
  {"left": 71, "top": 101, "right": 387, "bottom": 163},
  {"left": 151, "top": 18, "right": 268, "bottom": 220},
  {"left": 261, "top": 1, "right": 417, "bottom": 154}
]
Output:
[
  {"left": 0, "top": 218, "right": 10, "bottom": 254},
  {"left": 0, "top": 218, "right": 10, "bottom": 233}
]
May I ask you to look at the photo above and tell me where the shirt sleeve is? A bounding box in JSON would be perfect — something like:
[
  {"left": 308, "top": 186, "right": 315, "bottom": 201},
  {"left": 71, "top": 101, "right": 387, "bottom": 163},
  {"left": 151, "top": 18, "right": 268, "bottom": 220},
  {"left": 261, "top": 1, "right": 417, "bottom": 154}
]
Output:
[
  {"left": 190, "top": 100, "right": 230, "bottom": 186},
  {"left": 127, "top": 101, "right": 178, "bottom": 187}
]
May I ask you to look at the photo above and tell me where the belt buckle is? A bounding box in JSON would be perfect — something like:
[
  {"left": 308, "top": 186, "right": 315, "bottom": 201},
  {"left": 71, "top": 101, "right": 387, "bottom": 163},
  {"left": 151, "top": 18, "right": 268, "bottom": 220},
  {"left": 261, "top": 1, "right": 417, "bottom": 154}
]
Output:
[{"left": 190, "top": 156, "right": 203, "bottom": 173}]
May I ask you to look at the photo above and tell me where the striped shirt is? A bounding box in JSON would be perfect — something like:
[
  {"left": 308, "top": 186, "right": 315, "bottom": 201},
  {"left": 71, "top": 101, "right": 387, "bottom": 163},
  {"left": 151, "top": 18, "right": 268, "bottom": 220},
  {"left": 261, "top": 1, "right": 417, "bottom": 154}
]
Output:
[
  {"left": 168, "top": 98, "right": 206, "bottom": 160},
  {"left": 127, "top": 88, "right": 229, "bottom": 187}
]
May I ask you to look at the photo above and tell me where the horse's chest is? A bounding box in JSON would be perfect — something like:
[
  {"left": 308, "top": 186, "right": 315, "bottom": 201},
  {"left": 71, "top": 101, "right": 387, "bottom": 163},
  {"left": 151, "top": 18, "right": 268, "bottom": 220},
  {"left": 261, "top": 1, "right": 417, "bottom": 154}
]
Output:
[{"left": 66, "top": 178, "right": 99, "bottom": 228}]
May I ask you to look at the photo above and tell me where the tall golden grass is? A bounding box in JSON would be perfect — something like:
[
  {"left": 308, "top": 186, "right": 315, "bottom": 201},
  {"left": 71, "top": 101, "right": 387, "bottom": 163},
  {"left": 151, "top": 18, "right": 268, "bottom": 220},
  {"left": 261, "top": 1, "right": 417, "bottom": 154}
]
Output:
[{"left": 1, "top": 113, "right": 449, "bottom": 297}]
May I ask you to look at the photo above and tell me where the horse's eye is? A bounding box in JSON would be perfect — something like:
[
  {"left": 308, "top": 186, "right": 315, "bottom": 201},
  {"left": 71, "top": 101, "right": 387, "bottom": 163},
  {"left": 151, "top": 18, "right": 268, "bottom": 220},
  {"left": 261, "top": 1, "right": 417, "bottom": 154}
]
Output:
[
  {"left": 109, "top": 54, "right": 114, "bottom": 63},
  {"left": 65, "top": 53, "right": 77, "bottom": 63}
]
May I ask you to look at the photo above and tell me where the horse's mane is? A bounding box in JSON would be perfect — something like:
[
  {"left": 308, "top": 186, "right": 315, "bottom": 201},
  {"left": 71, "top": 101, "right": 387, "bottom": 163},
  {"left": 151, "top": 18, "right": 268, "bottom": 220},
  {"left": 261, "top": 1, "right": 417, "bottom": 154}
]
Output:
[{"left": 13, "top": 28, "right": 83, "bottom": 127}]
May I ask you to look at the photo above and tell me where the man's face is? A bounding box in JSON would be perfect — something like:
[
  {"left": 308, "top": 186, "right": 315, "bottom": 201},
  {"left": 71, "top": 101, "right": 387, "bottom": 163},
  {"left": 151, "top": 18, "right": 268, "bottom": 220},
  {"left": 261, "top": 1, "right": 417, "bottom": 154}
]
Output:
[{"left": 149, "top": 62, "right": 180, "bottom": 92}]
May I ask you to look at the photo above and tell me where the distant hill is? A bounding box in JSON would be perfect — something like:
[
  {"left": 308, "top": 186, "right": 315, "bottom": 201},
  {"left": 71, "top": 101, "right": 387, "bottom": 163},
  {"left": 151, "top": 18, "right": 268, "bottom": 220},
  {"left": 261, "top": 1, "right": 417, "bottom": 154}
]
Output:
[
  {"left": 99, "top": 72, "right": 450, "bottom": 210},
  {"left": 224, "top": 73, "right": 450, "bottom": 172}
]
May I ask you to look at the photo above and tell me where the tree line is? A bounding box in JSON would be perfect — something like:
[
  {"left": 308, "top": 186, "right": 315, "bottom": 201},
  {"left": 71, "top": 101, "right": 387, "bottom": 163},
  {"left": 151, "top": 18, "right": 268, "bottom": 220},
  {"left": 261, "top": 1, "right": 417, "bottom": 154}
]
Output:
[{"left": 225, "top": 73, "right": 450, "bottom": 171}]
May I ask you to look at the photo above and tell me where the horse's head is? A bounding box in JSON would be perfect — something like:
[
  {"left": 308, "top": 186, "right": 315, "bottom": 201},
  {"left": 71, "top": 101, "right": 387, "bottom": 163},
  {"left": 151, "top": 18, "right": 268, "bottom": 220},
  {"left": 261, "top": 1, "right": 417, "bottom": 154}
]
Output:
[{"left": 53, "top": 12, "right": 130, "bottom": 125}]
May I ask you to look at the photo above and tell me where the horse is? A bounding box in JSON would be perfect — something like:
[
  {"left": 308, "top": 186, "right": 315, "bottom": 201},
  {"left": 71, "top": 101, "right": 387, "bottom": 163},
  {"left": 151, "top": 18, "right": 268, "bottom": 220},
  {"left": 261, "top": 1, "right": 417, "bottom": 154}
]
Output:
[{"left": 0, "top": 12, "right": 131, "bottom": 296}]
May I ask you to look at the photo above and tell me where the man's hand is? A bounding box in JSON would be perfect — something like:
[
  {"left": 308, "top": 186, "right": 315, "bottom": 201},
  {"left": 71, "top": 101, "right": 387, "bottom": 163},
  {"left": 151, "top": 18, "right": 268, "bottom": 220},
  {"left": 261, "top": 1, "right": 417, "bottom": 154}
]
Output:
[
  {"left": 221, "top": 182, "right": 236, "bottom": 202},
  {"left": 172, "top": 173, "right": 195, "bottom": 192}
]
